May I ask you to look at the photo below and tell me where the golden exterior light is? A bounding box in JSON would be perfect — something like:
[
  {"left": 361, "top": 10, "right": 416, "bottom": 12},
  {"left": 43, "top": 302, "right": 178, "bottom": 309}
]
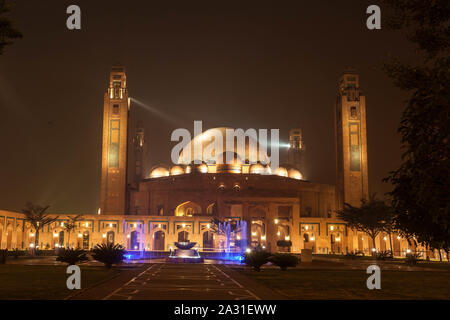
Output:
[
  {"left": 206, "top": 223, "right": 210, "bottom": 229},
  {"left": 274, "top": 219, "right": 279, "bottom": 224},
  {"left": 102, "top": 233, "right": 107, "bottom": 238},
  {"left": 182, "top": 223, "right": 186, "bottom": 228},
  {"left": 310, "top": 236, "right": 315, "bottom": 241},
  {"left": 277, "top": 231, "right": 281, "bottom": 236},
  {"left": 53, "top": 233, "right": 58, "bottom": 238},
  {"left": 261, "top": 235, "right": 266, "bottom": 240},
  {"left": 78, "top": 233, "right": 82, "bottom": 238},
  {"left": 285, "top": 235, "right": 290, "bottom": 241},
  {"left": 252, "top": 232, "right": 257, "bottom": 236},
  {"left": 126, "top": 234, "right": 131, "bottom": 239},
  {"left": 246, "top": 248, "right": 251, "bottom": 253},
  {"left": 330, "top": 226, "right": 334, "bottom": 231},
  {"left": 305, "top": 225, "right": 309, "bottom": 230},
  {"left": 30, "top": 233, "right": 35, "bottom": 237},
  {"left": 236, "top": 235, "right": 241, "bottom": 240}
]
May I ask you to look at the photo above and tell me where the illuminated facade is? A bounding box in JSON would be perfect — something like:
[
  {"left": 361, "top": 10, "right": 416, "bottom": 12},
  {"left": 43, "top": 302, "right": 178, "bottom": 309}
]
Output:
[
  {"left": 335, "top": 70, "right": 369, "bottom": 208},
  {"left": 100, "top": 66, "right": 130, "bottom": 215},
  {"left": 0, "top": 67, "right": 430, "bottom": 258}
]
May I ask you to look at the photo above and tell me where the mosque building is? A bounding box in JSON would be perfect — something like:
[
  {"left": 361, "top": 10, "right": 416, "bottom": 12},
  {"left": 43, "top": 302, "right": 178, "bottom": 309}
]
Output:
[{"left": 0, "top": 66, "right": 419, "bottom": 257}]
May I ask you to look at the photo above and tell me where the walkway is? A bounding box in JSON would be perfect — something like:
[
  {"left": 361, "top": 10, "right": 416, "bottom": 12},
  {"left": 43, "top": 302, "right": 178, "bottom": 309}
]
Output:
[{"left": 72, "top": 263, "right": 284, "bottom": 300}]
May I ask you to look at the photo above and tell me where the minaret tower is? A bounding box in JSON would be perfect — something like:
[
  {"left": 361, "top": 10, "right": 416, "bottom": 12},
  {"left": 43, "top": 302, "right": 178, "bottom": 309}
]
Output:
[
  {"left": 335, "top": 70, "right": 369, "bottom": 209},
  {"left": 288, "top": 128, "right": 306, "bottom": 177},
  {"left": 132, "top": 121, "right": 146, "bottom": 183},
  {"left": 100, "top": 65, "right": 130, "bottom": 215}
]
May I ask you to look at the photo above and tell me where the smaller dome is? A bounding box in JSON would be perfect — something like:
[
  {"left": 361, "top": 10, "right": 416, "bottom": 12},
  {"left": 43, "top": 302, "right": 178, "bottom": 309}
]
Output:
[
  {"left": 288, "top": 168, "right": 303, "bottom": 180},
  {"left": 150, "top": 167, "right": 169, "bottom": 178},
  {"left": 249, "top": 163, "right": 264, "bottom": 174},
  {"left": 274, "top": 167, "right": 288, "bottom": 177},
  {"left": 170, "top": 166, "right": 184, "bottom": 176}
]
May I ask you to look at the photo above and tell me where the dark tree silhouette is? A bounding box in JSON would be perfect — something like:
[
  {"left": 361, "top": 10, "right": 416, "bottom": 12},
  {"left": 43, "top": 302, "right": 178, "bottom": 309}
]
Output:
[
  {"left": 382, "top": 0, "right": 450, "bottom": 255},
  {"left": 0, "top": 0, "right": 22, "bottom": 54},
  {"left": 337, "top": 195, "right": 394, "bottom": 253}
]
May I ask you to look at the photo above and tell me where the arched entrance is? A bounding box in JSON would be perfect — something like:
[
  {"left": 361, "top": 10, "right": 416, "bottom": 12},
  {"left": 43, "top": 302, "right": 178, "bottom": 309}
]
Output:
[
  {"left": 106, "top": 231, "right": 115, "bottom": 245},
  {"left": 178, "top": 231, "right": 189, "bottom": 242},
  {"left": 58, "top": 231, "right": 65, "bottom": 248},
  {"left": 251, "top": 223, "right": 263, "bottom": 247},
  {"left": 130, "top": 231, "right": 139, "bottom": 250},
  {"left": 6, "top": 225, "right": 13, "bottom": 249},
  {"left": 202, "top": 231, "right": 214, "bottom": 250},
  {"left": 175, "top": 201, "right": 201, "bottom": 217},
  {"left": 82, "top": 231, "right": 89, "bottom": 249},
  {"left": 153, "top": 231, "right": 165, "bottom": 251},
  {"left": 16, "top": 227, "right": 23, "bottom": 249}
]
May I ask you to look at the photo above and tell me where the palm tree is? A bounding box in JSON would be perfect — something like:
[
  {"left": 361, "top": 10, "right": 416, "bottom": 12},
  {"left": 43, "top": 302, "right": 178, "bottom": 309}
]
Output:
[
  {"left": 92, "top": 243, "right": 125, "bottom": 269},
  {"left": 22, "top": 203, "right": 58, "bottom": 254},
  {"left": 64, "top": 215, "right": 84, "bottom": 248}
]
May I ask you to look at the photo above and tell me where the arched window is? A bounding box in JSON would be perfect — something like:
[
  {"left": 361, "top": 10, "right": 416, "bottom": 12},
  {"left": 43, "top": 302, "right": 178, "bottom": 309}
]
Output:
[
  {"left": 59, "top": 231, "right": 65, "bottom": 248},
  {"left": 304, "top": 233, "right": 309, "bottom": 243},
  {"left": 6, "top": 225, "right": 13, "bottom": 249},
  {"left": 203, "top": 231, "right": 214, "bottom": 250},
  {"left": 153, "top": 231, "right": 165, "bottom": 251},
  {"left": 175, "top": 201, "right": 201, "bottom": 217},
  {"left": 130, "top": 231, "right": 139, "bottom": 250},
  {"left": 82, "top": 231, "right": 90, "bottom": 249},
  {"left": 107, "top": 231, "right": 115, "bottom": 245},
  {"left": 178, "top": 231, "right": 189, "bottom": 242}
]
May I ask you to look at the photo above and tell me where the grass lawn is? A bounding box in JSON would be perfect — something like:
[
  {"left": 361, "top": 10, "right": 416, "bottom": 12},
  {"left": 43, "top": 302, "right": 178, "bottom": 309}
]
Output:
[
  {"left": 0, "top": 265, "right": 120, "bottom": 300},
  {"left": 236, "top": 268, "right": 450, "bottom": 299}
]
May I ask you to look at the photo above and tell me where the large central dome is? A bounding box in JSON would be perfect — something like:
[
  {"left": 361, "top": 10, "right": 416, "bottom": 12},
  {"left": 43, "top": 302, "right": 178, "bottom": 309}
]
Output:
[{"left": 177, "top": 127, "right": 270, "bottom": 165}]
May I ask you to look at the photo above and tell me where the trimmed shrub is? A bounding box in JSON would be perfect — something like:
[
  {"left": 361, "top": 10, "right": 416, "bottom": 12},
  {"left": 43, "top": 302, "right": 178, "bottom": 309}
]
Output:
[
  {"left": 405, "top": 252, "right": 421, "bottom": 265},
  {"left": 92, "top": 243, "right": 125, "bottom": 269},
  {"left": 56, "top": 248, "right": 88, "bottom": 265},
  {"left": 243, "top": 250, "right": 271, "bottom": 271},
  {"left": 376, "top": 251, "right": 393, "bottom": 260},
  {"left": 269, "top": 253, "right": 299, "bottom": 271}
]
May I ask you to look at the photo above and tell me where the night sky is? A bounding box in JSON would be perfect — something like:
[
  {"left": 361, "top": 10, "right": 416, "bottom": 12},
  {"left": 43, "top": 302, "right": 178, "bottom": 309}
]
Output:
[{"left": 0, "top": 0, "right": 414, "bottom": 214}]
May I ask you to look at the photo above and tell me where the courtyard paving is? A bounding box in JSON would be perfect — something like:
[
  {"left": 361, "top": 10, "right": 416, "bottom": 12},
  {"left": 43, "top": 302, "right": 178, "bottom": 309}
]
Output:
[{"left": 71, "top": 263, "right": 284, "bottom": 300}]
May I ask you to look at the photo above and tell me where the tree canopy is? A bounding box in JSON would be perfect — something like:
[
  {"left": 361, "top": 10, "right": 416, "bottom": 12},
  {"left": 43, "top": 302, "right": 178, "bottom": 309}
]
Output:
[
  {"left": 337, "top": 195, "right": 394, "bottom": 249},
  {"left": 0, "top": 0, "right": 22, "bottom": 54},
  {"left": 382, "top": 0, "right": 450, "bottom": 252}
]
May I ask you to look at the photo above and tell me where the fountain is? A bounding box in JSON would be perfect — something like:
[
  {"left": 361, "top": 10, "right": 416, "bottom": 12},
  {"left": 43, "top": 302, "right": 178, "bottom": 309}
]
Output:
[{"left": 166, "top": 241, "right": 204, "bottom": 263}]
